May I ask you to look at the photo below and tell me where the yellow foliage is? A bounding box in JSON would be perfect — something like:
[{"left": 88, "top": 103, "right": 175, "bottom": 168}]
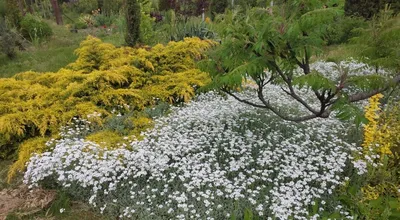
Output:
[
  {"left": 361, "top": 185, "right": 380, "bottom": 201},
  {"left": 362, "top": 94, "right": 392, "bottom": 156},
  {"left": 7, "top": 137, "right": 49, "bottom": 182},
  {"left": 86, "top": 131, "right": 125, "bottom": 149},
  {"left": 360, "top": 95, "right": 400, "bottom": 204},
  {"left": 132, "top": 116, "right": 153, "bottom": 130},
  {"left": 1, "top": 36, "right": 214, "bottom": 179}
]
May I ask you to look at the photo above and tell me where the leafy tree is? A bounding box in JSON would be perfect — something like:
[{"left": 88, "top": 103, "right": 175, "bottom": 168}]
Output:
[
  {"left": 210, "top": 0, "right": 228, "bottom": 16},
  {"left": 200, "top": 3, "right": 400, "bottom": 122},
  {"left": 345, "top": 0, "right": 399, "bottom": 19},
  {"left": 0, "top": 18, "right": 17, "bottom": 58},
  {"left": 159, "top": 0, "right": 175, "bottom": 11},
  {"left": 350, "top": 7, "right": 400, "bottom": 75},
  {"left": 125, "top": 0, "right": 141, "bottom": 46},
  {"left": 5, "top": 0, "right": 22, "bottom": 27}
]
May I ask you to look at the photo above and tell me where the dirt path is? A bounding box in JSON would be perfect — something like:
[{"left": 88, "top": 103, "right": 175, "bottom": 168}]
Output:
[{"left": 0, "top": 185, "right": 56, "bottom": 219}]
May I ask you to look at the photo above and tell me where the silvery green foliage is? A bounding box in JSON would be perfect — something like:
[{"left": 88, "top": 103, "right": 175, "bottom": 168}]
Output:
[
  {"left": 310, "top": 59, "right": 390, "bottom": 80},
  {"left": 24, "top": 84, "right": 362, "bottom": 219}
]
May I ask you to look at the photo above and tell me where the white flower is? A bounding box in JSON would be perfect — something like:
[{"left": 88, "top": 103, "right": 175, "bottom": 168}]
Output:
[{"left": 23, "top": 65, "right": 368, "bottom": 219}]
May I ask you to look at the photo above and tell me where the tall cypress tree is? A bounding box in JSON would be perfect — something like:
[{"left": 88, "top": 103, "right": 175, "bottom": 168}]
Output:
[{"left": 125, "top": 0, "right": 141, "bottom": 47}]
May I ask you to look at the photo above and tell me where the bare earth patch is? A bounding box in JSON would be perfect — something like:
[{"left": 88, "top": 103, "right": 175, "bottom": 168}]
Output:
[{"left": 0, "top": 185, "right": 56, "bottom": 219}]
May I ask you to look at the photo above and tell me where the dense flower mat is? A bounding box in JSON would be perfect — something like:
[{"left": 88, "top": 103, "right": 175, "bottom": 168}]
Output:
[{"left": 24, "top": 84, "right": 361, "bottom": 219}]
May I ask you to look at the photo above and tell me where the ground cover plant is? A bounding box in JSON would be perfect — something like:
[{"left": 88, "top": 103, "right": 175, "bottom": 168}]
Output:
[
  {"left": 24, "top": 86, "right": 359, "bottom": 219},
  {"left": 22, "top": 60, "right": 399, "bottom": 219}
]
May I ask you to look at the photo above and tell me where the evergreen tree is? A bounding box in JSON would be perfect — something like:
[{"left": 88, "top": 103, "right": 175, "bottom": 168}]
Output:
[
  {"left": 125, "top": 0, "right": 141, "bottom": 46},
  {"left": 5, "top": 0, "right": 22, "bottom": 27},
  {"left": 345, "top": 0, "right": 399, "bottom": 19},
  {"left": 210, "top": 0, "right": 228, "bottom": 16},
  {"left": 159, "top": 0, "right": 175, "bottom": 11}
]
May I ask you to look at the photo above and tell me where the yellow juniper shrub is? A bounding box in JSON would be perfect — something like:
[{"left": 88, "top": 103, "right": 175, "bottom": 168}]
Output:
[
  {"left": 86, "top": 131, "right": 126, "bottom": 149},
  {"left": 7, "top": 137, "right": 49, "bottom": 182},
  {"left": 1, "top": 36, "right": 215, "bottom": 181}
]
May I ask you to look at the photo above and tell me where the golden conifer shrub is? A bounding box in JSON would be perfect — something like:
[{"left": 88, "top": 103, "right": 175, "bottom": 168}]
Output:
[{"left": 1, "top": 36, "right": 215, "bottom": 180}]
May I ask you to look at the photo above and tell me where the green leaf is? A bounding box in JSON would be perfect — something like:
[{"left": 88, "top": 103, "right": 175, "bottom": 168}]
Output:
[
  {"left": 347, "top": 75, "right": 389, "bottom": 91},
  {"left": 292, "top": 71, "right": 336, "bottom": 90},
  {"left": 244, "top": 208, "right": 253, "bottom": 220}
]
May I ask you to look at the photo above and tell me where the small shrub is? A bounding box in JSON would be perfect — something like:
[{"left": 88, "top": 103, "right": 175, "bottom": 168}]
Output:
[
  {"left": 160, "top": 15, "right": 216, "bottom": 42},
  {"left": 0, "top": 18, "right": 17, "bottom": 59},
  {"left": 75, "top": 0, "right": 98, "bottom": 14},
  {"left": 74, "top": 20, "right": 88, "bottom": 29},
  {"left": 94, "top": 14, "right": 115, "bottom": 27},
  {"left": 4, "top": 0, "right": 21, "bottom": 28},
  {"left": 19, "top": 14, "right": 53, "bottom": 42},
  {"left": 79, "top": 14, "right": 95, "bottom": 27},
  {"left": 102, "top": 0, "right": 123, "bottom": 16},
  {"left": 325, "top": 16, "right": 367, "bottom": 45},
  {"left": 0, "top": 0, "right": 6, "bottom": 18}
]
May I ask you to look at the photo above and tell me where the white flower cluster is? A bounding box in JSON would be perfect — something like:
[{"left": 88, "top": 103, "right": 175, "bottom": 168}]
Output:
[
  {"left": 352, "top": 159, "right": 368, "bottom": 175},
  {"left": 310, "top": 59, "right": 390, "bottom": 82},
  {"left": 24, "top": 83, "right": 360, "bottom": 219}
]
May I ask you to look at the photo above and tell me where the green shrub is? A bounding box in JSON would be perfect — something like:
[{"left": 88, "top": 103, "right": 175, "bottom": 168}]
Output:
[
  {"left": 74, "top": 20, "right": 88, "bottom": 29},
  {"left": 75, "top": 0, "right": 98, "bottom": 14},
  {"left": 169, "top": 16, "right": 216, "bottom": 42},
  {"left": 325, "top": 16, "right": 367, "bottom": 45},
  {"left": 20, "top": 14, "right": 53, "bottom": 42},
  {"left": 345, "top": 0, "right": 399, "bottom": 19},
  {"left": 0, "top": 18, "right": 20, "bottom": 59},
  {"left": 210, "top": 0, "right": 228, "bottom": 18},
  {"left": 102, "top": 0, "right": 123, "bottom": 16},
  {"left": 4, "top": 0, "right": 21, "bottom": 28},
  {"left": 0, "top": 0, "right": 6, "bottom": 18},
  {"left": 94, "top": 14, "right": 115, "bottom": 27}
]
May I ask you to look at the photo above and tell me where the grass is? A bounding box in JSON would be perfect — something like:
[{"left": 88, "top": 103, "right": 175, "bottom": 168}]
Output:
[
  {"left": 0, "top": 22, "right": 84, "bottom": 77},
  {"left": 0, "top": 160, "right": 21, "bottom": 190},
  {"left": 0, "top": 20, "right": 126, "bottom": 78},
  {"left": 321, "top": 44, "right": 358, "bottom": 63}
]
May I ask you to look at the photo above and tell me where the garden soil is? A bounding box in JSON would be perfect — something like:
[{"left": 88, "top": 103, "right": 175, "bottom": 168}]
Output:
[{"left": 0, "top": 185, "right": 55, "bottom": 219}]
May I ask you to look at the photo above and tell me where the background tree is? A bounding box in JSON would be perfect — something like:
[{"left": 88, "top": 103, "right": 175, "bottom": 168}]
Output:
[
  {"left": 5, "top": 0, "right": 22, "bottom": 27},
  {"left": 125, "top": 0, "right": 141, "bottom": 46},
  {"left": 345, "top": 0, "right": 399, "bottom": 19},
  {"left": 0, "top": 17, "right": 17, "bottom": 59},
  {"left": 50, "top": 0, "right": 63, "bottom": 25},
  {"left": 200, "top": 3, "right": 400, "bottom": 122},
  {"left": 350, "top": 7, "right": 400, "bottom": 78},
  {"left": 210, "top": 0, "right": 228, "bottom": 17}
]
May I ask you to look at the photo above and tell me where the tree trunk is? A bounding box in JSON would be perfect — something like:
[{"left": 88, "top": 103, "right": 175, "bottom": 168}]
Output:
[{"left": 50, "top": 0, "right": 63, "bottom": 25}]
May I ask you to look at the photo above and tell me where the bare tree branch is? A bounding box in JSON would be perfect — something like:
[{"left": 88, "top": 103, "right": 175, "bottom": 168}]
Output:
[{"left": 348, "top": 74, "right": 400, "bottom": 102}]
